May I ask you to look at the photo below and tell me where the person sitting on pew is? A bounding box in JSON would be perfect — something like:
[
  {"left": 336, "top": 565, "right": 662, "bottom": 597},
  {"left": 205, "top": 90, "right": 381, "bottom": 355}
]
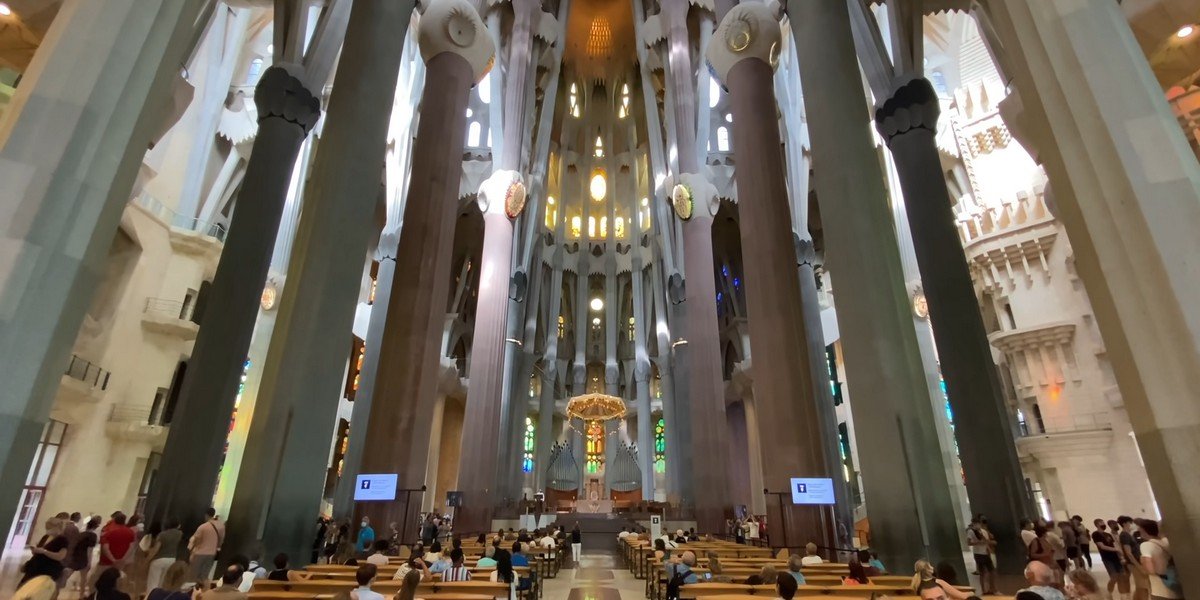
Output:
[
  {"left": 652, "top": 539, "right": 668, "bottom": 561},
  {"left": 440, "top": 549, "right": 471, "bottom": 582},
  {"left": 395, "top": 569, "right": 420, "bottom": 600},
  {"left": 867, "top": 551, "right": 887, "bottom": 574},
  {"left": 538, "top": 529, "right": 556, "bottom": 555},
  {"left": 266, "top": 553, "right": 311, "bottom": 583},
  {"left": 801, "top": 543, "right": 823, "bottom": 566},
  {"left": 687, "top": 528, "right": 699, "bottom": 542},
  {"left": 759, "top": 565, "right": 779, "bottom": 586},
  {"left": 912, "top": 559, "right": 971, "bottom": 600},
  {"left": 511, "top": 541, "right": 530, "bottom": 567},
  {"left": 366, "top": 540, "right": 390, "bottom": 566},
  {"left": 666, "top": 550, "right": 699, "bottom": 585},
  {"left": 350, "top": 563, "right": 385, "bottom": 600},
  {"left": 477, "top": 544, "right": 498, "bottom": 568},
  {"left": 391, "top": 555, "right": 431, "bottom": 582},
  {"left": 843, "top": 561, "right": 870, "bottom": 585},
  {"left": 777, "top": 572, "right": 799, "bottom": 600},
  {"left": 858, "top": 550, "right": 884, "bottom": 576},
  {"left": 786, "top": 554, "right": 807, "bottom": 585},
  {"left": 674, "top": 529, "right": 688, "bottom": 544}
]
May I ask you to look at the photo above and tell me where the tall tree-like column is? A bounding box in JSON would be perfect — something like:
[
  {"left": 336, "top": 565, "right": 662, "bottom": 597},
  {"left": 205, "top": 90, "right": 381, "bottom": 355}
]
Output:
[
  {"left": 347, "top": 0, "right": 494, "bottom": 530},
  {"left": 707, "top": 4, "right": 837, "bottom": 549},
  {"left": 846, "top": 2, "right": 1030, "bottom": 572},
  {"left": 457, "top": 0, "right": 544, "bottom": 532},
  {"left": 788, "top": 0, "right": 962, "bottom": 570},
  {"left": 0, "top": 0, "right": 206, "bottom": 531},
  {"left": 220, "top": 0, "right": 414, "bottom": 563},
  {"left": 982, "top": 1, "right": 1200, "bottom": 590},
  {"left": 148, "top": 0, "right": 352, "bottom": 529}
]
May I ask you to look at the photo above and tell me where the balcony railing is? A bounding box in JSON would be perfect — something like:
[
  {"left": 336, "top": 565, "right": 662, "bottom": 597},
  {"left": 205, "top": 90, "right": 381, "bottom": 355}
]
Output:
[
  {"left": 1020, "top": 411, "right": 1112, "bottom": 437},
  {"left": 109, "top": 404, "right": 167, "bottom": 427},
  {"left": 130, "top": 192, "right": 228, "bottom": 242},
  {"left": 144, "top": 297, "right": 194, "bottom": 321},
  {"left": 65, "top": 355, "right": 111, "bottom": 391}
]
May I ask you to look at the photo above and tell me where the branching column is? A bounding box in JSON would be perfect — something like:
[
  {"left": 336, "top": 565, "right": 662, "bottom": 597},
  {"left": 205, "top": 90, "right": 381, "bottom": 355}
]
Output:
[
  {"left": 221, "top": 0, "right": 414, "bottom": 563},
  {"left": 148, "top": 65, "right": 322, "bottom": 529},
  {"left": 707, "top": 4, "right": 837, "bottom": 549},
  {"left": 788, "top": 0, "right": 962, "bottom": 570},
  {"left": 348, "top": 0, "right": 494, "bottom": 530},
  {"left": 0, "top": 0, "right": 205, "bottom": 531},
  {"left": 875, "top": 76, "right": 1029, "bottom": 574}
]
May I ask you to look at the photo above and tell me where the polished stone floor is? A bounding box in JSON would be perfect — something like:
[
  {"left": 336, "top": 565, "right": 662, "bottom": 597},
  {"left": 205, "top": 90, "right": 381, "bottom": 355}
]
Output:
[{"left": 546, "top": 551, "right": 646, "bottom": 600}]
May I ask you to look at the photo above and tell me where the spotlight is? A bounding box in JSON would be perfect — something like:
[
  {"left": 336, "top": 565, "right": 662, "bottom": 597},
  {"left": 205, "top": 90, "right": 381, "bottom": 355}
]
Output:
[
  {"left": 0, "top": 4, "right": 12, "bottom": 16},
  {"left": 1177, "top": 24, "right": 1196, "bottom": 39},
  {"left": 590, "top": 298, "right": 604, "bottom": 311},
  {"left": 591, "top": 317, "right": 601, "bottom": 326}
]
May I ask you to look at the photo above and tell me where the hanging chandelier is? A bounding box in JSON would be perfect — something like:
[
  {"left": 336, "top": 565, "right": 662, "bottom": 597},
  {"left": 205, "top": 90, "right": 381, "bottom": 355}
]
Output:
[{"left": 566, "top": 393, "right": 626, "bottom": 422}]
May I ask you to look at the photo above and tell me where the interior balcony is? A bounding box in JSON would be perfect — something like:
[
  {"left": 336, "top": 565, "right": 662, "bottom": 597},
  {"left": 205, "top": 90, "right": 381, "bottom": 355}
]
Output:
[
  {"left": 140, "top": 297, "right": 200, "bottom": 341},
  {"left": 58, "top": 354, "right": 111, "bottom": 407},
  {"left": 1016, "top": 410, "right": 1113, "bottom": 459},
  {"left": 104, "top": 404, "right": 169, "bottom": 447}
]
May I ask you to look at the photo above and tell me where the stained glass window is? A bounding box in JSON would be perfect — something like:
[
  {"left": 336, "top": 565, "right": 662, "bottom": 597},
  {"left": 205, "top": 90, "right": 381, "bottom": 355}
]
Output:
[
  {"left": 585, "top": 420, "right": 604, "bottom": 473},
  {"left": 654, "top": 417, "right": 665, "bottom": 473},
  {"left": 523, "top": 417, "right": 535, "bottom": 473}
]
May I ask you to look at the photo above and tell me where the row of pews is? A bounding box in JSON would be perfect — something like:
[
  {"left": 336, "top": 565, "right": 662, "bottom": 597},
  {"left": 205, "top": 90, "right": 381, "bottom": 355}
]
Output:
[
  {"left": 618, "top": 536, "right": 982, "bottom": 600},
  {"left": 248, "top": 536, "right": 569, "bottom": 599}
]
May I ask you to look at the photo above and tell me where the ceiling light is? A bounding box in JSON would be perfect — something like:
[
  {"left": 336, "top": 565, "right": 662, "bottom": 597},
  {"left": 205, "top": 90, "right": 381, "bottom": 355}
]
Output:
[
  {"left": 1178, "top": 24, "right": 1196, "bottom": 39},
  {"left": 641, "top": 197, "right": 648, "bottom": 207},
  {"left": 591, "top": 317, "right": 601, "bottom": 326},
  {"left": 547, "top": 196, "right": 555, "bottom": 206},
  {"left": 0, "top": 3, "right": 12, "bottom": 16},
  {"left": 590, "top": 298, "right": 604, "bottom": 311},
  {"left": 267, "top": 43, "right": 275, "bottom": 54}
]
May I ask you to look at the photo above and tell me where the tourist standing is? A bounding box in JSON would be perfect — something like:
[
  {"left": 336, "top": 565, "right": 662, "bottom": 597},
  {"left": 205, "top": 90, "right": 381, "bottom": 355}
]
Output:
[
  {"left": 1119, "top": 516, "right": 1150, "bottom": 600},
  {"left": 357, "top": 516, "right": 376, "bottom": 553},
  {"left": 188, "top": 508, "right": 225, "bottom": 587},
  {"left": 1093, "top": 518, "right": 1129, "bottom": 599},
  {"left": 967, "top": 517, "right": 997, "bottom": 594},
  {"left": 1073, "top": 516, "right": 1092, "bottom": 570},
  {"left": 20, "top": 517, "right": 69, "bottom": 589},
  {"left": 146, "top": 519, "right": 182, "bottom": 591},
  {"left": 93, "top": 512, "right": 135, "bottom": 590},
  {"left": 70, "top": 516, "right": 101, "bottom": 595},
  {"left": 571, "top": 523, "right": 582, "bottom": 564},
  {"left": 1136, "top": 519, "right": 1182, "bottom": 600}
]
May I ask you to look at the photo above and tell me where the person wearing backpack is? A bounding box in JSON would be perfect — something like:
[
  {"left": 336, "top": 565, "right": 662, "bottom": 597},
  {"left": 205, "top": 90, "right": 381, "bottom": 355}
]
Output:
[
  {"left": 1136, "top": 519, "right": 1182, "bottom": 600},
  {"left": 664, "top": 550, "right": 699, "bottom": 600}
]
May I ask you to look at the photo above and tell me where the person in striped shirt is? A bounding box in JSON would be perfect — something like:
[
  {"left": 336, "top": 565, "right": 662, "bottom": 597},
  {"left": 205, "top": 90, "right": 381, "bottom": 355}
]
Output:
[{"left": 440, "top": 549, "right": 472, "bottom": 582}]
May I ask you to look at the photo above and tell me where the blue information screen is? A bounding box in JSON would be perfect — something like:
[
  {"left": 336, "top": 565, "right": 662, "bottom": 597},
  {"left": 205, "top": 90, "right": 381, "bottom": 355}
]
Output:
[
  {"left": 354, "top": 474, "right": 398, "bottom": 501},
  {"left": 790, "top": 477, "right": 836, "bottom": 505}
]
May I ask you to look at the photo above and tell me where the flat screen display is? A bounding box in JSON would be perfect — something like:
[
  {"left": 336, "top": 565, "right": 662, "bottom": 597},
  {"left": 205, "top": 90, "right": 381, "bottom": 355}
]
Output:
[
  {"left": 790, "top": 477, "right": 836, "bottom": 505},
  {"left": 354, "top": 474, "right": 398, "bottom": 501}
]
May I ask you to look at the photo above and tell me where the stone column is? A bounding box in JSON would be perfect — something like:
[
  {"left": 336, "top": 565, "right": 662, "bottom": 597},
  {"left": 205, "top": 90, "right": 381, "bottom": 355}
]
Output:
[
  {"left": 348, "top": 0, "right": 494, "bottom": 531},
  {"left": 147, "top": 64, "right": 321, "bottom": 529},
  {"left": 875, "top": 75, "right": 1029, "bottom": 574},
  {"left": 0, "top": 0, "right": 205, "bottom": 531},
  {"left": 220, "top": 0, "right": 414, "bottom": 563},
  {"left": 535, "top": 262, "right": 564, "bottom": 492},
  {"left": 635, "top": 366, "right": 654, "bottom": 500},
  {"left": 983, "top": 0, "right": 1200, "bottom": 588},
  {"left": 706, "top": 4, "right": 836, "bottom": 548},
  {"left": 788, "top": 0, "right": 962, "bottom": 570},
  {"left": 457, "top": 172, "right": 520, "bottom": 533}
]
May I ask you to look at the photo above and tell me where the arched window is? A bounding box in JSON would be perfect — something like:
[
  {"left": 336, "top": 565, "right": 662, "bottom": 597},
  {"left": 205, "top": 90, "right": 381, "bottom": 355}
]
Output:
[
  {"left": 585, "top": 421, "right": 605, "bottom": 473},
  {"left": 479, "top": 72, "right": 492, "bottom": 104},
  {"left": 614, "top": 216, "right": 625, "bottom": 239},
  {"left": 557, "top": 315, "right": 565, "bottom": 338},
  {"left": 246, "top": 58, "right": 264, "bottom": 85},
  {"left": 544, "top": 196, "right": 557, "bottom": 229},
  {"left": 466, "top": 122, "right": 481, "bottom": 147},
  {"left": 654, "top": 417, "right": 665, "bottom": 473},
  {"left": 587, "top": 216, "right": 596, "bottom": 238},
  {"left": 571, "top": 216, "right": 582, "bottom": 239},
  {"left": 709, "top": 77, "right": 720, "bottom": 108},
  {"left": 522, "top": 417, "right": 535, "bottom": 473},
  {"left": 716, "top": 127, "right": 730, "bottom": 152}
]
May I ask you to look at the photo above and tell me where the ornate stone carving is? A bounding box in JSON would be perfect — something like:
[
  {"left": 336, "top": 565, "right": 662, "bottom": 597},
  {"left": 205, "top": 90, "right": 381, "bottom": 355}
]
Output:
[
  {"left": 253, "top": 65, "right": 321, "bottom": 134},
  {"left": 874, "top": 76, "right": 941, "bottom": 145},
  {"left": 705, "top": 2, "right": 781, "bottom": 86},
  {"left": 419, "top": 0, "right": 496, "bottom": 83}
]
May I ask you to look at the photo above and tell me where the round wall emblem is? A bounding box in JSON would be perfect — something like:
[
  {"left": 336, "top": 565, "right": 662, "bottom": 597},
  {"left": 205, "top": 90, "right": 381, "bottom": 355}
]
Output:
[
  {"left": 505, "top": 181, "right": 527, "bottom": 219},
  {"left": 671, "top": 184, "right": 694, "bottom": 221}
]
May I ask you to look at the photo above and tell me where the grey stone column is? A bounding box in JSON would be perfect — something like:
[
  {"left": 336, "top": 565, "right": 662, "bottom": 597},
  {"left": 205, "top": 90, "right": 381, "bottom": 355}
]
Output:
[
  {"left": 875, "top": 76, "right": 1030, "bottom": 575},
  {"left": 347, "top": 0, "right": 493, "bottom": 531},
  {"left": 0, "top": 0, "right": 205, "bottom": 532},
  {"left": 983, "top": 1, "right": 1200, "bottom": 588},
  {"left": 788, "top": 0, "right": 963, "bottom": 571},
  {"left": 707, "top": 6, "right": 837, "bottom": 548},
  {"left": 219, "top": 0, "right": 414, "bottom": 563},
  {"left": 535, "top": 365, "right": 558, "bottom": 492},
  {"left": 147, "top": 65, "right": 321, "bottom": 530},
  {"left": 635, "top": 367, "right": 654, "bottom": 500}
]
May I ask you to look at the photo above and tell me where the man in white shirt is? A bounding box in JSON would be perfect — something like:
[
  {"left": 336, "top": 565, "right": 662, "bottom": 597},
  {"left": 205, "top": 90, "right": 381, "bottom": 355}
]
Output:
[
  {"left": 353, "top": 563, "right": 387, "bottom": 600},
  {"left": 1136, "top": 519, "right": 1182, "bottom": 600},
  {"left": 618, "top": 527, "right": 631, "bottom": 540},
  {"left": 366, "top": 540, "right": 390, "bottom": 566},
  {"left": 800, "top": 543, "right": 823, "bottom": 566},
  {"left": 1020, "top": 519, "right": 1038, "bottom": 548},
  {"left": 538, "top": 531, "right": 556, "bottom": 557}
]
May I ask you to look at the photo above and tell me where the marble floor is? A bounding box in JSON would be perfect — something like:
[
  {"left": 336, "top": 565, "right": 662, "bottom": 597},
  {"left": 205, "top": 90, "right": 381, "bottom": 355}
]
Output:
[{"left": 546, "top": 551, "right": 645, "bottom": 600}]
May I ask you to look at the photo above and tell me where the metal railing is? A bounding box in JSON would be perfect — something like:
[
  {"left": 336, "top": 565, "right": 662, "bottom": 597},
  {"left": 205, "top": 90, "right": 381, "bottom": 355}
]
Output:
[
  {"left": 109, "top": 404, "right": 167, "bottom": 427},
  {"left": 1020, "top": 411, "right": 1112, "bottom": 436},
  {"left": 144, "top": 297, "right": 194, "bottom": 321},
  {"left": 65, "top": 355, "right": 111, "bottom": 391},
  {"left": 130, "top": 192, "right": 228, "bottom": 242}
]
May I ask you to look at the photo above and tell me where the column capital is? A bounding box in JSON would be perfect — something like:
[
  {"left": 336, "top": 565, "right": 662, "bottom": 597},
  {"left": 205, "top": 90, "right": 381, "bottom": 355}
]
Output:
[
  {"left": 704, "top": 2, "right": 781, "bottom": 87},
  {"left": 792, "top": 233, "right": 816, "bottom": 268},
  {"left": 669, "top": 173, "right": 720, "bottom": 220},
  {"left": 418, "top": 0, "right": 495, "bottom": 82},
  {"left": 634, "top": 358, "right": 652, "bottom": 383},
  {"left": 254, "top": 65, "right": 322, "bottom": 134},
  {"left": 874, "top": 76, "right": 941, "bottom": 146},
  {"left": 478, "top": 170, "right": 527, "bottom": 218}
]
